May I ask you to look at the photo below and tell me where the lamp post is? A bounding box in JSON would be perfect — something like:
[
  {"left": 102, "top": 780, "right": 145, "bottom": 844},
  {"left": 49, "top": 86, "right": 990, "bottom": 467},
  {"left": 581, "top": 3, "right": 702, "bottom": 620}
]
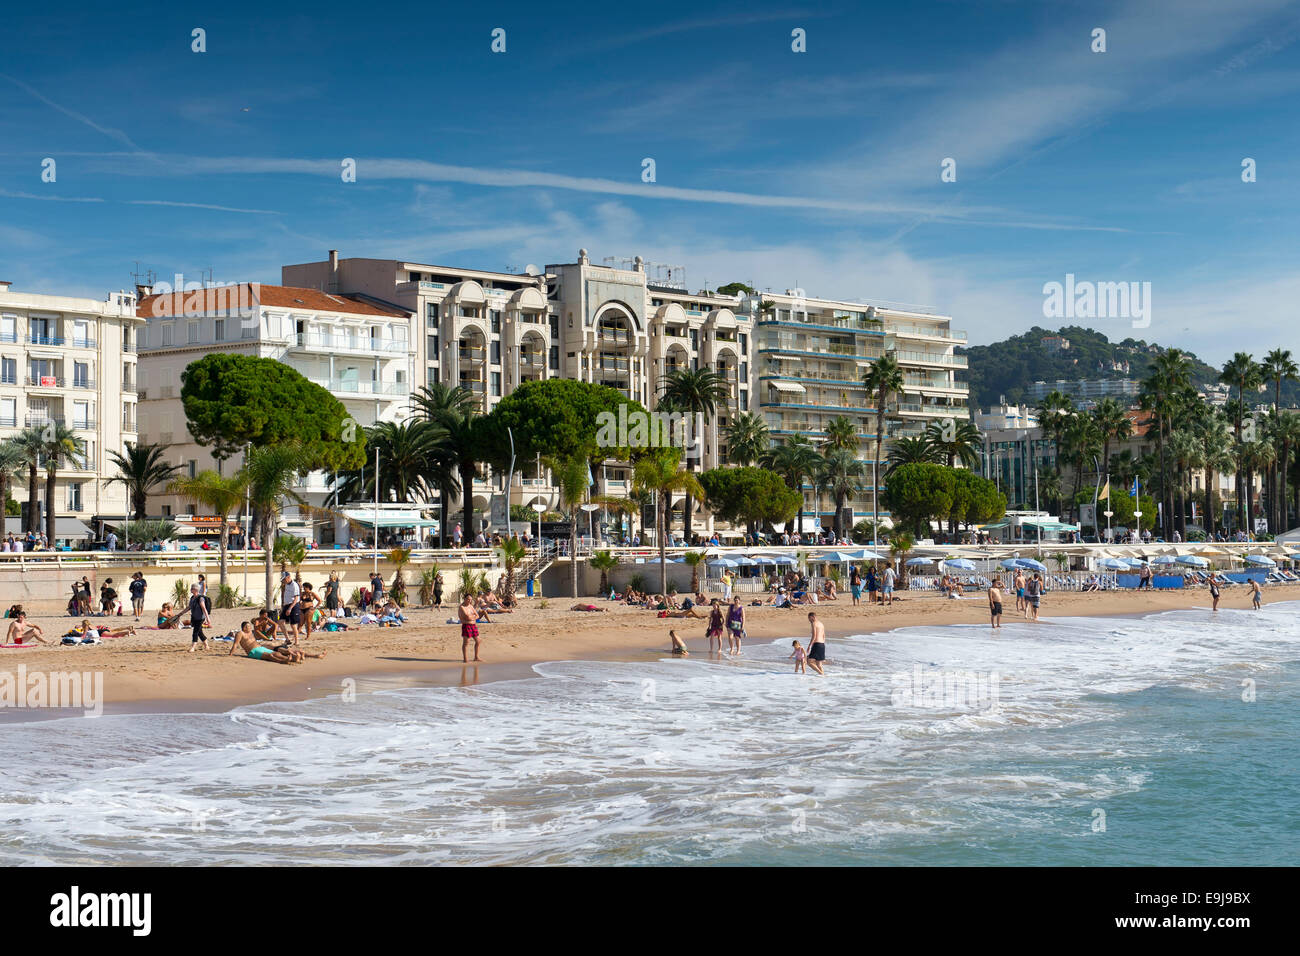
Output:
[
  {"left": 373, "top": 445, "right": 380, "bottom": 578},
  {"left": 243, "top": 442, "right": 251, "bottom": 599},
  {"left": 531, "top": 502, "right": 545, "bottom": 553},
  {"left": 580, "top": 503, "right": 599, "bottom": 555}
]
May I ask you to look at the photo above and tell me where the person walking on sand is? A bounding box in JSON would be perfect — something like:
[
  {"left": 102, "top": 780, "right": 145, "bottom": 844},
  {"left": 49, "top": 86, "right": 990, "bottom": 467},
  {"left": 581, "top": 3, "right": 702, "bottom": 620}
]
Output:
[
  {"left": 806, "top": 611, "right": 826, "bottom": 676},
  {"left": 881, "top": 563, "right": 896, "bottom": 606},
  {"left": 458, "top": 592, "right": 483, "bottom": 662},
  {"left": 128, "top": 572, "right": 147, "bottom": 620},
  {"left": 280, "top": 570, "right": 302, "bottom": 644},
  {"left": 1250, "top": 578, "right": 1262, "bottom": 610},
  {"left": 187, "top": 583, "right": 212, "bottom": 652},
  {"left": 849, "top": 565, "right": 862, "bottom": 607},
  {"left": 726, "top": 595, "right": 747, "bottom": 655},
  {"left": 988, "top": 576, "right": 1004, "bottom": 629},
  {"left": 706, "top": 599, "right": 726, "bottom": 653},
  {"left": 721, "top": 570, "right": 733, "bottom": 602},
  {"left": 789, "top": 639, "right": 808, "bottom": 674}
]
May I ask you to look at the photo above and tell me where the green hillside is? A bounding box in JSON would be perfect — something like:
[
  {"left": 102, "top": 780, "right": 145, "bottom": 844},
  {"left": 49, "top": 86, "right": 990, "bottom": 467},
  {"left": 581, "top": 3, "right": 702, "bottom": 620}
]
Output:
[{"left": 960, "top": 325, "right": 1242, "bottom": 410}]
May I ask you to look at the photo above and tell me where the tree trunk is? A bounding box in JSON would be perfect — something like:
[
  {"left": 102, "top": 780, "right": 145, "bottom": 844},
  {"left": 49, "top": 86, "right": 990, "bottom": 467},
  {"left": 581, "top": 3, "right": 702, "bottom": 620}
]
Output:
[
  {"left": 1282, "top": 442, "right": 1291, "bottom": 533},
  {"left": 218, "top": 521, "right": 230, "bottom": 591},
  {"left": 658, "top": 490, "right": 668, "bottom": 597},
  {"left": 461, "top": 462, "right": 474, "bottom": 545},
  {"left": 44, "top": 470, "right": 56, "bottom": 546},
  {"left": 569, "top": 512, "right": 578, "bottom": 599},
  {"left": 262, "top": 515, "right": 275, "bottom": 608},
  {"left": 1205, "top": 467, "right": 1216, "bottom": 538},
  {"left": 27, "top": 463, "right": 38, "bottom": 533}
]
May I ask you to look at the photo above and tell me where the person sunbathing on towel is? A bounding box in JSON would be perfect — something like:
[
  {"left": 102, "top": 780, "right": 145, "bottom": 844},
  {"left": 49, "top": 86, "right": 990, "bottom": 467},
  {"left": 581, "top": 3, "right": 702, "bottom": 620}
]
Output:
[{"left": 6, "top": 612, "right": 50, "bottom": 645}]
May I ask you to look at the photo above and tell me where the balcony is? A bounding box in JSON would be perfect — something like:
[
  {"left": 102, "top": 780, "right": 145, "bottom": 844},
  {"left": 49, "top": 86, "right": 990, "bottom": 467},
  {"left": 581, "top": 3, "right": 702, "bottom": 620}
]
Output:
[
  {"left": 598, "top": 330, "right": 632, "bottom": 348},
  {"left": 896, "top": 403, "right": 970, "bottom": 418},
  {"left": 292, "top": 332, "right": 408, "bottom": 355},
  {"left": 0, "top": 415, "right": 15, "bottom": 427},
  {"left": 889, "top": 322, "right": 966, "bottom": 343},
  {"left": 597, "top": 356, "right": 629, "bottom": 372},
  {"left": 26, "top": 375, "right": 64, "bottom": 388},
  {"left": 893, "top": 350, "right": 968, "bottom": 368},
  {"left": 0, "top": 332, "right": 16, "bottom": 344},
  {"left": 312, "top": 379, "right": 410, "bottom": 397},
  {"left": 27, "top": 334, "right": 65, "bottom": 346},
  {"left": 458, "top": 347, "right": 487, "bottom": 365}
]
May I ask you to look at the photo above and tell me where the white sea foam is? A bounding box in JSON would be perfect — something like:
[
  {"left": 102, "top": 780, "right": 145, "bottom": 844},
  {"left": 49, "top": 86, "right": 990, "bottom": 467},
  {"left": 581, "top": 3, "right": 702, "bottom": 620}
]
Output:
[{"left": 0, "top": 603, "right": 1295, "bottom": 864}]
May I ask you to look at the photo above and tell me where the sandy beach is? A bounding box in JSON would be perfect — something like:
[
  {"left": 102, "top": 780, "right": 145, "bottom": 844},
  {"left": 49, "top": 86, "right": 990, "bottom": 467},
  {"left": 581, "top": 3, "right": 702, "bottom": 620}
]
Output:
[{"left": 4, "top": 582, "right": 1294, "bottom": 715}]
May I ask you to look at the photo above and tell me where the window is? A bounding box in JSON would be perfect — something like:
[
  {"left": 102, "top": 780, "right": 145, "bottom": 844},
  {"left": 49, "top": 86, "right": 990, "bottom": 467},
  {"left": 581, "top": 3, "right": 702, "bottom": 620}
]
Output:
[
  {"left": 490, "top": 310, "right": 501, "bottom": 333},
  {"left": 72, "top": 320, "right": 90, "bottom": 347},
  {"left": 187, "top": 321, "right": 199, "bottom": 344},
  {"left": 0, "top": 315, "right": 15, "bottom": 343},
  {"left": 491, "top": 371, "right": 501, "bottom": 396},
  {"left": 187, "top": 460, "right": 197, "bottom": 479},
  {"left": 0, "top": 357, "right": 15, "bottom": 385},
  {"left": 73, "top": 402, "right": 90, "bottom": 429},
  {"left": 162, "top": 504, "right": 172, "bottom": 517},
  {"left": 0, "top": 397, "right": 15, "bottom": 427},
  {"left": 740, "top": 390, "right": 748, "bottom": 411},
  {"left": 427, "top": 366, "right": 439, "bottom": 387},
  {"left": 214, "top": 319, "right": 225, "bottom": 341},
  {"left": 427, "top": 334, "right": 439, "bottom": 358},
  {"left": 490, "top": 341, "right": 501, "bottom": 365},
  {"left": 73, "top": 362, "right": 89, "bottom": 388},
  {"left": 740, "top": 333, "right": 748, "bottom": 355},
  {"left": 426, "top": 302, "right": 440, "bottom": 326},
  {"left": 67, "top": 482, "right": 83, "bottom": 513},
  {"left": 549, "top": 345, "right": 559, "bottom": 370}
]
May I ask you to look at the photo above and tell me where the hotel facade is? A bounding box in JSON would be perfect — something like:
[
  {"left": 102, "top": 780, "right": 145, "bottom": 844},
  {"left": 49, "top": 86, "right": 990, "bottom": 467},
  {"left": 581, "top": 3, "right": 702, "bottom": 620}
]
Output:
[{"left": 0, "top": 280, "right": 141, "bottom": 539}]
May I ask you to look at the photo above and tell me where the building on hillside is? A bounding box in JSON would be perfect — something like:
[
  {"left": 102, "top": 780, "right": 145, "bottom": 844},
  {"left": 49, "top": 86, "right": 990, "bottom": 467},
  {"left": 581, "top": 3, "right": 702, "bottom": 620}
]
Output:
[
  {"left": 0, "top": 280, "right": 141, "bottom": 541},
  {"left": 134, "top": 282, "right": 415, "bottom": 541},
  {"left": 975, "top": 402, "right": 1038, "bottom": 432},
  {"left": 1025, "top": 378, "right": 1140, "bottom": 408},
  {"left": 1041, "top": 335, "right": 1070, "bottom": 353}
]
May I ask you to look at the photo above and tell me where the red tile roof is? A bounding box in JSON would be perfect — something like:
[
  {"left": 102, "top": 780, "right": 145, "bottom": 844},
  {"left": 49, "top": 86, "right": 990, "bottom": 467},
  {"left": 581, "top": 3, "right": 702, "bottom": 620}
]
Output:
[{"left": 137, "top": 283, "right": 409, "bottom": 319}]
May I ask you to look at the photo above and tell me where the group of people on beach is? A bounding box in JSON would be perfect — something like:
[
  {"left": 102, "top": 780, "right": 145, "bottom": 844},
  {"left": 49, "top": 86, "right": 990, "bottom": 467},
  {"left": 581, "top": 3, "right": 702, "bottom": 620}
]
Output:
[{"left": 666, "top": 609, "right": 828, "bottom": 676}]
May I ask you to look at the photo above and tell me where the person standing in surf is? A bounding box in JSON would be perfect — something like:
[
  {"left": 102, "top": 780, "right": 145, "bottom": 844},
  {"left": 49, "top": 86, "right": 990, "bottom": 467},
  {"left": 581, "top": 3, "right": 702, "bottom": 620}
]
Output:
[
  {"left": 988, "top": 577, "right": 1004, "bottom": 629},
  {"left": 806, "top": 611, "right": 826, "bottom": 676},
  {"left": 726, "top": 596, "right": 747, "bottom": 655}
]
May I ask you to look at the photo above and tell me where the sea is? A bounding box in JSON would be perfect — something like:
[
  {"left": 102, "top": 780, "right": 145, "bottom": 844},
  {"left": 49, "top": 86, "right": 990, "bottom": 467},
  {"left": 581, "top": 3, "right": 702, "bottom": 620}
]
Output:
[{"left": 1, "top": 602, "right": 1296, "bottom": 866}]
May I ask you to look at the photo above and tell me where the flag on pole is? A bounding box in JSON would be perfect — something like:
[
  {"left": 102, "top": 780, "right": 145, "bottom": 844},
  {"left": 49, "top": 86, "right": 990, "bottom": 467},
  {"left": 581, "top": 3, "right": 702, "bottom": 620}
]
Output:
[{"left": 1099, "top": 480, "right": 1110, "bottom": 501}]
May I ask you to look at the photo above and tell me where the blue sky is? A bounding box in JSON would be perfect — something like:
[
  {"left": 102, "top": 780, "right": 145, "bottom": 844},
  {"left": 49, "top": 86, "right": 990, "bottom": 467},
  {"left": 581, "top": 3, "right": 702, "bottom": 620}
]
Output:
[{"left": 2, "top": 0, "right": 1299, "bottom": 364}]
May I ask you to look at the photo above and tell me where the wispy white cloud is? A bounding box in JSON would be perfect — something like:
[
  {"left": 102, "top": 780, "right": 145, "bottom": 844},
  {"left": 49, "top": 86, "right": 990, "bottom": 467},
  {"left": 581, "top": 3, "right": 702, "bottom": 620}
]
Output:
[
  {"left": 126, "top": 199, "right": 279, "bottom": 215},
  {"left": 0, "top": 73, "right": 146, "bottom": 152}
]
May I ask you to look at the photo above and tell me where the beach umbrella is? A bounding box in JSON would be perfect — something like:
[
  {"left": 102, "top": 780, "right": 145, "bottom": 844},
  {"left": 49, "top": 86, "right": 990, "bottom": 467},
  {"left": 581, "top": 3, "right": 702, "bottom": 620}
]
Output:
[
  {"left": 1098, "top": 557, "right": 1128, "bottom": 570},
  {"left": 998, "top": 558, "right": 1021, "bottom": 569},
  {"left": 1244, "top": 555, "right": 1276, "bottom": 566},
  {"left": 1149, "top": 555, "right": 1178, "bottom": 565},
  {"left": 732, "top": 556, "right": 756, "bottom": 567},
  {"left": 706, "top": 558, "right": 738, "bottom": 568},
  {"left": 1124, "top": 557, "right": 1147, "bottom": 568},
  {"left": 1175, "top": 554, "right": 1209, "bottom": 567},
  {"left": 907, "top": 556, "right": 936, "bottom": 567},
  {"left": 943, "top": 558, "right": 976, "bottom": 570},
  {"left": 818, "top": 551, "right": 862, "bottom": 563},
  {"left": 1016, "top": 558, "right": 1047, "bottom": 571}
]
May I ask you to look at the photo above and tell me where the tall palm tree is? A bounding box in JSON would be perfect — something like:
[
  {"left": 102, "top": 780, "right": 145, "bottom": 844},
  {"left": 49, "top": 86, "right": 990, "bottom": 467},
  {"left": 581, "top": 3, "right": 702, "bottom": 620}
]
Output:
[
  {"left": 10, "top": 427, "right": 44, "bottom": 533},
  {"left": 923, "top": 418, "right": 981, "bottom": 469},
  {"left": 106, "top": 442, "right": 182, "bottom": 521},
  {"left": 40, "top": 423, "right": 84, "bottom": 547},
  {"left": 1168, "top": 429, "right": 1199, "bottom": 540},
  {"left": 547, "top": 453, "right": 589, "bottom": 598},
  {"left": 412, "top": 383, "right": 483, "bottom": 544},
  {"left": 1272, "top": 411, "right": 1300, "bottom": 532},
  {"left": 821, "top": 415, "right": 857, "bottom": 453},
  {"left": 760, "top": 436, "right": 822, "bottom": 537},
  {"left": 1061, "top": 413, "right": 1102, "bottom": 519},
  {"left": 1140, "top": 349, "right": 1194, "bottom": 539},
  {"left": 240, "top": 443, "right": 309, "bottom": 607},
  {"left": 335, "top": 420, "right": 446, "bottom": 505},
  {"left": 724, "top": 411, "right": 770, "bottom": 465},
  {"left": 658, "top": 368, "right": 731, "bottom": 542},
  {"left": 0, "top": 440, "right": 26, "bottom": 523},
  {"left": 1241, "top": 439, "right": 1275, "bottom": 537},
  {"left": 1033, "top": 390, "right": 1075, "bottom": 469},
  {"left": 1090, "top": 397, "right": 1132, "bottom": 481},
  {"left": 1220, "top": 352, "right": 1263, "bottom": 532},
  {"left": 862, "top": 352, "right": 904, "bottom": 526},
  {"left": 1261, "top": 350, "right": 1297, "bottom": 532},
  {"left": 820, "top": 447, "right": 867, "bottom": 539},
  {"left": 169, "top": 471, "right": 248, "bottom": 591},
  {"left": 1190, "top": 408, "right": 1233, "bottom": 538},
  {"left": 632, "top": 448, "right": 703, "bottom": 596}
]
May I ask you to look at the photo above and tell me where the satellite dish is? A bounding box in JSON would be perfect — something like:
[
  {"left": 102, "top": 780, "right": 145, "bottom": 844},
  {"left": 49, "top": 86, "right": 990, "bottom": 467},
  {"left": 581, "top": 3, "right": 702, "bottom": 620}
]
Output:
[{"left": 524, "top": 264, "right": 540, "bottom": 276}]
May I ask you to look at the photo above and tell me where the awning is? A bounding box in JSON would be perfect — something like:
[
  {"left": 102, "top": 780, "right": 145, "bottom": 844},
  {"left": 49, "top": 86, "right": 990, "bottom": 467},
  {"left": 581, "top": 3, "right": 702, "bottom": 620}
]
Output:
[
  {"left": 767, "top": 380, "right": 806, "bottom": 394},
  {"left": 1021, "top": 521, "right": 1079, "bottom": 531},
  {"left": 4, "top": 516, "right": 93, "bottom": 539},
  {"left": 340, "top": 509, "right": 439, "bottom": 529},
  {"left": 979, "top": 520, "right": 1011, "bottom": 530}
]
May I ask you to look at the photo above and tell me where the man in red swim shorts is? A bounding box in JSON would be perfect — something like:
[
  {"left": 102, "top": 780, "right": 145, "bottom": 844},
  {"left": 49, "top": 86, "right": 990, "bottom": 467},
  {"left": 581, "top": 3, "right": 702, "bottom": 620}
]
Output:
[{"left": 458, "top": 593, "right": 483, "bottom": 663}]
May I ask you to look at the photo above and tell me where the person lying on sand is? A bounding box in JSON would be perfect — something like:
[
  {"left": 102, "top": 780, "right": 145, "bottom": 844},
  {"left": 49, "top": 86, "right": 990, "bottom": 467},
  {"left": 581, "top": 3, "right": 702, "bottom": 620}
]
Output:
[
  {"left": 228, "top": 621, "right": 326, "bottom": 664},
  {"left": 570, "top": 603, "right": 608, "bottom": 612},
  {"left": 6, "top": 612, "right": 50, "bottom": 645},
  {"left": 664, "top": 605, "right": 706, "bottom": 619}
]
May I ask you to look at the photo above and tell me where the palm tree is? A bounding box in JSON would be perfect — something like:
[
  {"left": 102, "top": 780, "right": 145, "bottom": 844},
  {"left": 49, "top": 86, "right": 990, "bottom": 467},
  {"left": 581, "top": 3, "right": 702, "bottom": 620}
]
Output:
[
  {"left": 169, "top": 470, "right": 247, "bottom": 591},
  {"left": 761, "top": 436, "right": 822, "bottom": 538},
  {"left": 1140, "top": 349, "right": 1194, "bottom": 539},
  {"left": 886, "top": 435, "right": 938, "bottom": 471},
  {"left": 820, "top": 447, "right": 867, "bottom": 539},
  {"left": 1190, "top": 408, "right": 1233, "bottom": 538},
  {"left": 241, "top": 443, "right": 309, "bottom": 607},
  {"left": 10, "top": 427, "right": 44, "bottom": 533},
  {"left": 1033, "top": 390, "right": 1075, "bottom": 469},
  {"left": 495, "top": 537, "right": 526, "bottom": 603},
  {"left": 724, "top": 411, "right": 770, "bottom": 465},
  {"left": 1272, "top": 412, "right": 1300, "bottom": 532},
  {"left": 888, "top": 531, "right": 914, "bottom": 586},
  {"left": 682, "top": 550, "right": 705, "bottom": 594},
  {"left": 924, "top": 418, "right": 981, "bottom": 469},
  {"left": 411, "top": 383, "right": 481, "bottom": 546},
  {"left": 589, "top": 549, "right": 619, "bottom": 595},
  {"left": 1168, "top": 429, "right": 1199, "bottom": 540},
  {"left": 1241, "top": 439, "right": 1275, "bottom": 536},
  {"left": 0, "top": 440, "right": 26, "bottom": 522},
  {"left": 106, "top": 442, "right": 183, "bottom": 521},
  {"left": 1090, "top": 397, "right": 1132, "bottom": 481},
  {"left": 40, "top": 423, "right": 84, "bottom": 547},
  {"left": 658, "top": 368, "right": 731, "bottom": 541},
  {"left": 273, "top": 534, "right": 307, "bottom": 577},
  {"left": 1060, "top": 413, "right": 1102, "bottom": 518},
  {"left": 388, "top": 546, "right": 412, "bottom": 604},
  {"left": 1220, "top": 352, "right": 1263, "bottom": 532},
  {"left": 547, "top": 453, "right": 590, "bottom": 598},
  {"left": 632, "top": 448, "right": 703, "bottom": 596},
  {"left": 862, "top": 352, "right": 904, "bottom": 526},
  {"left": 335, "top": 420, "right": 446, "bottom": 504},
  {"left": 1261, "top": 350, "right": 1297, "bottom": 531},
  {"left": 821, "top": 415, "right": 857, "bottom": 453}
]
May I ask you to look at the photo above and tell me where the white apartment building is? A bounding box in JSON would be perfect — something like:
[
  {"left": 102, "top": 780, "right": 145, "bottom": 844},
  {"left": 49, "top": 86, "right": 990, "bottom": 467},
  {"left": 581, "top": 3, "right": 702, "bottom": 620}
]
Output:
[
  {"left": 0, "top": 279, "right": 140, "bottom": 538},
  {"left": 134, "top": 282, "right": 414, "bottom": 524}
]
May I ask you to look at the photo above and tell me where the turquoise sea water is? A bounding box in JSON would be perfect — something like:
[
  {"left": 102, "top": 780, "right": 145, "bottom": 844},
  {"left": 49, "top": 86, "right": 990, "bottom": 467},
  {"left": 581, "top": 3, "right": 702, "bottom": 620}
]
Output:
[{"left": 0, "top": 603, "right": 1295, "bottom": 865}]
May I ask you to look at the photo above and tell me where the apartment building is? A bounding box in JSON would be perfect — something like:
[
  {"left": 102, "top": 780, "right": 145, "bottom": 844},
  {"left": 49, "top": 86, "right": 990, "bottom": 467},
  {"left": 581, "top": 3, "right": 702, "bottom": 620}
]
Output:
[
  {"left": 1025, "top": 378, "right": 1141, "bottom": 407},
  {"left": 134, "top": 282, "right": 414, "bottom": 523},
  {"left": 0, "top": 280, "right": 140, "bottom": 538}
]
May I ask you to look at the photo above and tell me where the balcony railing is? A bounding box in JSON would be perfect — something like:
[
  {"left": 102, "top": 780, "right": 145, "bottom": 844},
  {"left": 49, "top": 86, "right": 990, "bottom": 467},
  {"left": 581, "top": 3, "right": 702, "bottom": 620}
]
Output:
[
  {"left": 0, "top": 332, "right": 16, "bottom": 344},
  {"left": 889, "top": 323, "right": 966, "bottom": 342},
  {"left": 312, "top": 379, "right": 410, "bottom": 396},
  {"left": 0, "top": 415, "right": 15, "bottom": 427},
  {"left": 293, "top": 332, "right": 408, "bottom": 354},
  {"left": 26, "top": 376, "right": 64, "bottom": 388},
  {"left": 27, "top": 334, "right": 65, "bottom": 346},
  {"left": 892, "top": 350, "right": 968, "bottom": 368},
  {"left": 895, "top": 403, "right": 970, "bottom": 418}
]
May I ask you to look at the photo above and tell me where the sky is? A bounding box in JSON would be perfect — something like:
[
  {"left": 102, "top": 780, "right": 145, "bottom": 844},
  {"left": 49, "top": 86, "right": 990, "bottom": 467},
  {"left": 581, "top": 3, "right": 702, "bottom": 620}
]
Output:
[{"left": 2, "top": 0, "right": 1299, "bottom": 365}]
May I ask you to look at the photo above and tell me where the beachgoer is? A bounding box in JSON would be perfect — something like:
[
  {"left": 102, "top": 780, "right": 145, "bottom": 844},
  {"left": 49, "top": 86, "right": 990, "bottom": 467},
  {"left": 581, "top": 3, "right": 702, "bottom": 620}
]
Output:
[
  {"left": 706, "top": 600, "right": 725, "bottom": 653},
  {"left": 187, "top": 584, "right": 211, "bottom": 651},
  {"left": 726, "top": 596, "right": 746, "bottom": 655},
  {"left": 1209, "top": 576, "right": 1221, "bottom": 611},
  {"left": 433, "top": 572, "right": 444, "bottom": 608},
  {"left": 569, "top": 603, "right": 606, "bottom": 612},
  {"left": 6, "top": 612, "right": 49, "bottom": 645},
  {"left": 1013, "top": 569, "right": 1026, "bottom": 613},
  {"left": 789, "top": 639, "right": 807, "bottom": 674},
  {"left": 988, "top": 577, "right": 1004, "bottom": 629},
  {"left": 128, "top": 572, "right": 147, "bottom": 619},
  {"left": 849, "top": 566, "right": 862, "bottom": 606},
  {"left": 1250, "top": 579, "right": 1262, "bottom": 609},
  {"left": 806, "top": 612, "right": 826, "bottom": 676},
  {"left": 280, "top": 570, "right": 302, "bottom": 643},
  {"left": 881, "top": 565, "right": 896, "bottom": 606},
  {"left": 458, "top": 593, "right": 483, "bottom": 662},
  {"left": 1026, "top": 573, "right": 1042, "bottom": 621},
  {"left": 324, "top": 571, "right": 340, "bottom": 617},
  {"left": 669, "top": 629, "right": 690, "bottom": 656}
]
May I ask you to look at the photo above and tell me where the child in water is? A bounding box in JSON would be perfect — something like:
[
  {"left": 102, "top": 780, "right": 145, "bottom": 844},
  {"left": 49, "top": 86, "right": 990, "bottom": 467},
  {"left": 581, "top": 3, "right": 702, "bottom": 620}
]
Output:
[{"left": 789, "top": 639, "right": 807, "bottom": 674}]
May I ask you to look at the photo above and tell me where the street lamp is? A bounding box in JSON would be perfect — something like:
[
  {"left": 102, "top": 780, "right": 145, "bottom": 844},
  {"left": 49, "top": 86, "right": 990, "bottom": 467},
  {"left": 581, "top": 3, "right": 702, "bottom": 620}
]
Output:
[
  {"left": 580, "top": 503, "right": 600, "bottom": 552},
  {"left": 530, "top": 502, "right": 545, "bottom": 551}
]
